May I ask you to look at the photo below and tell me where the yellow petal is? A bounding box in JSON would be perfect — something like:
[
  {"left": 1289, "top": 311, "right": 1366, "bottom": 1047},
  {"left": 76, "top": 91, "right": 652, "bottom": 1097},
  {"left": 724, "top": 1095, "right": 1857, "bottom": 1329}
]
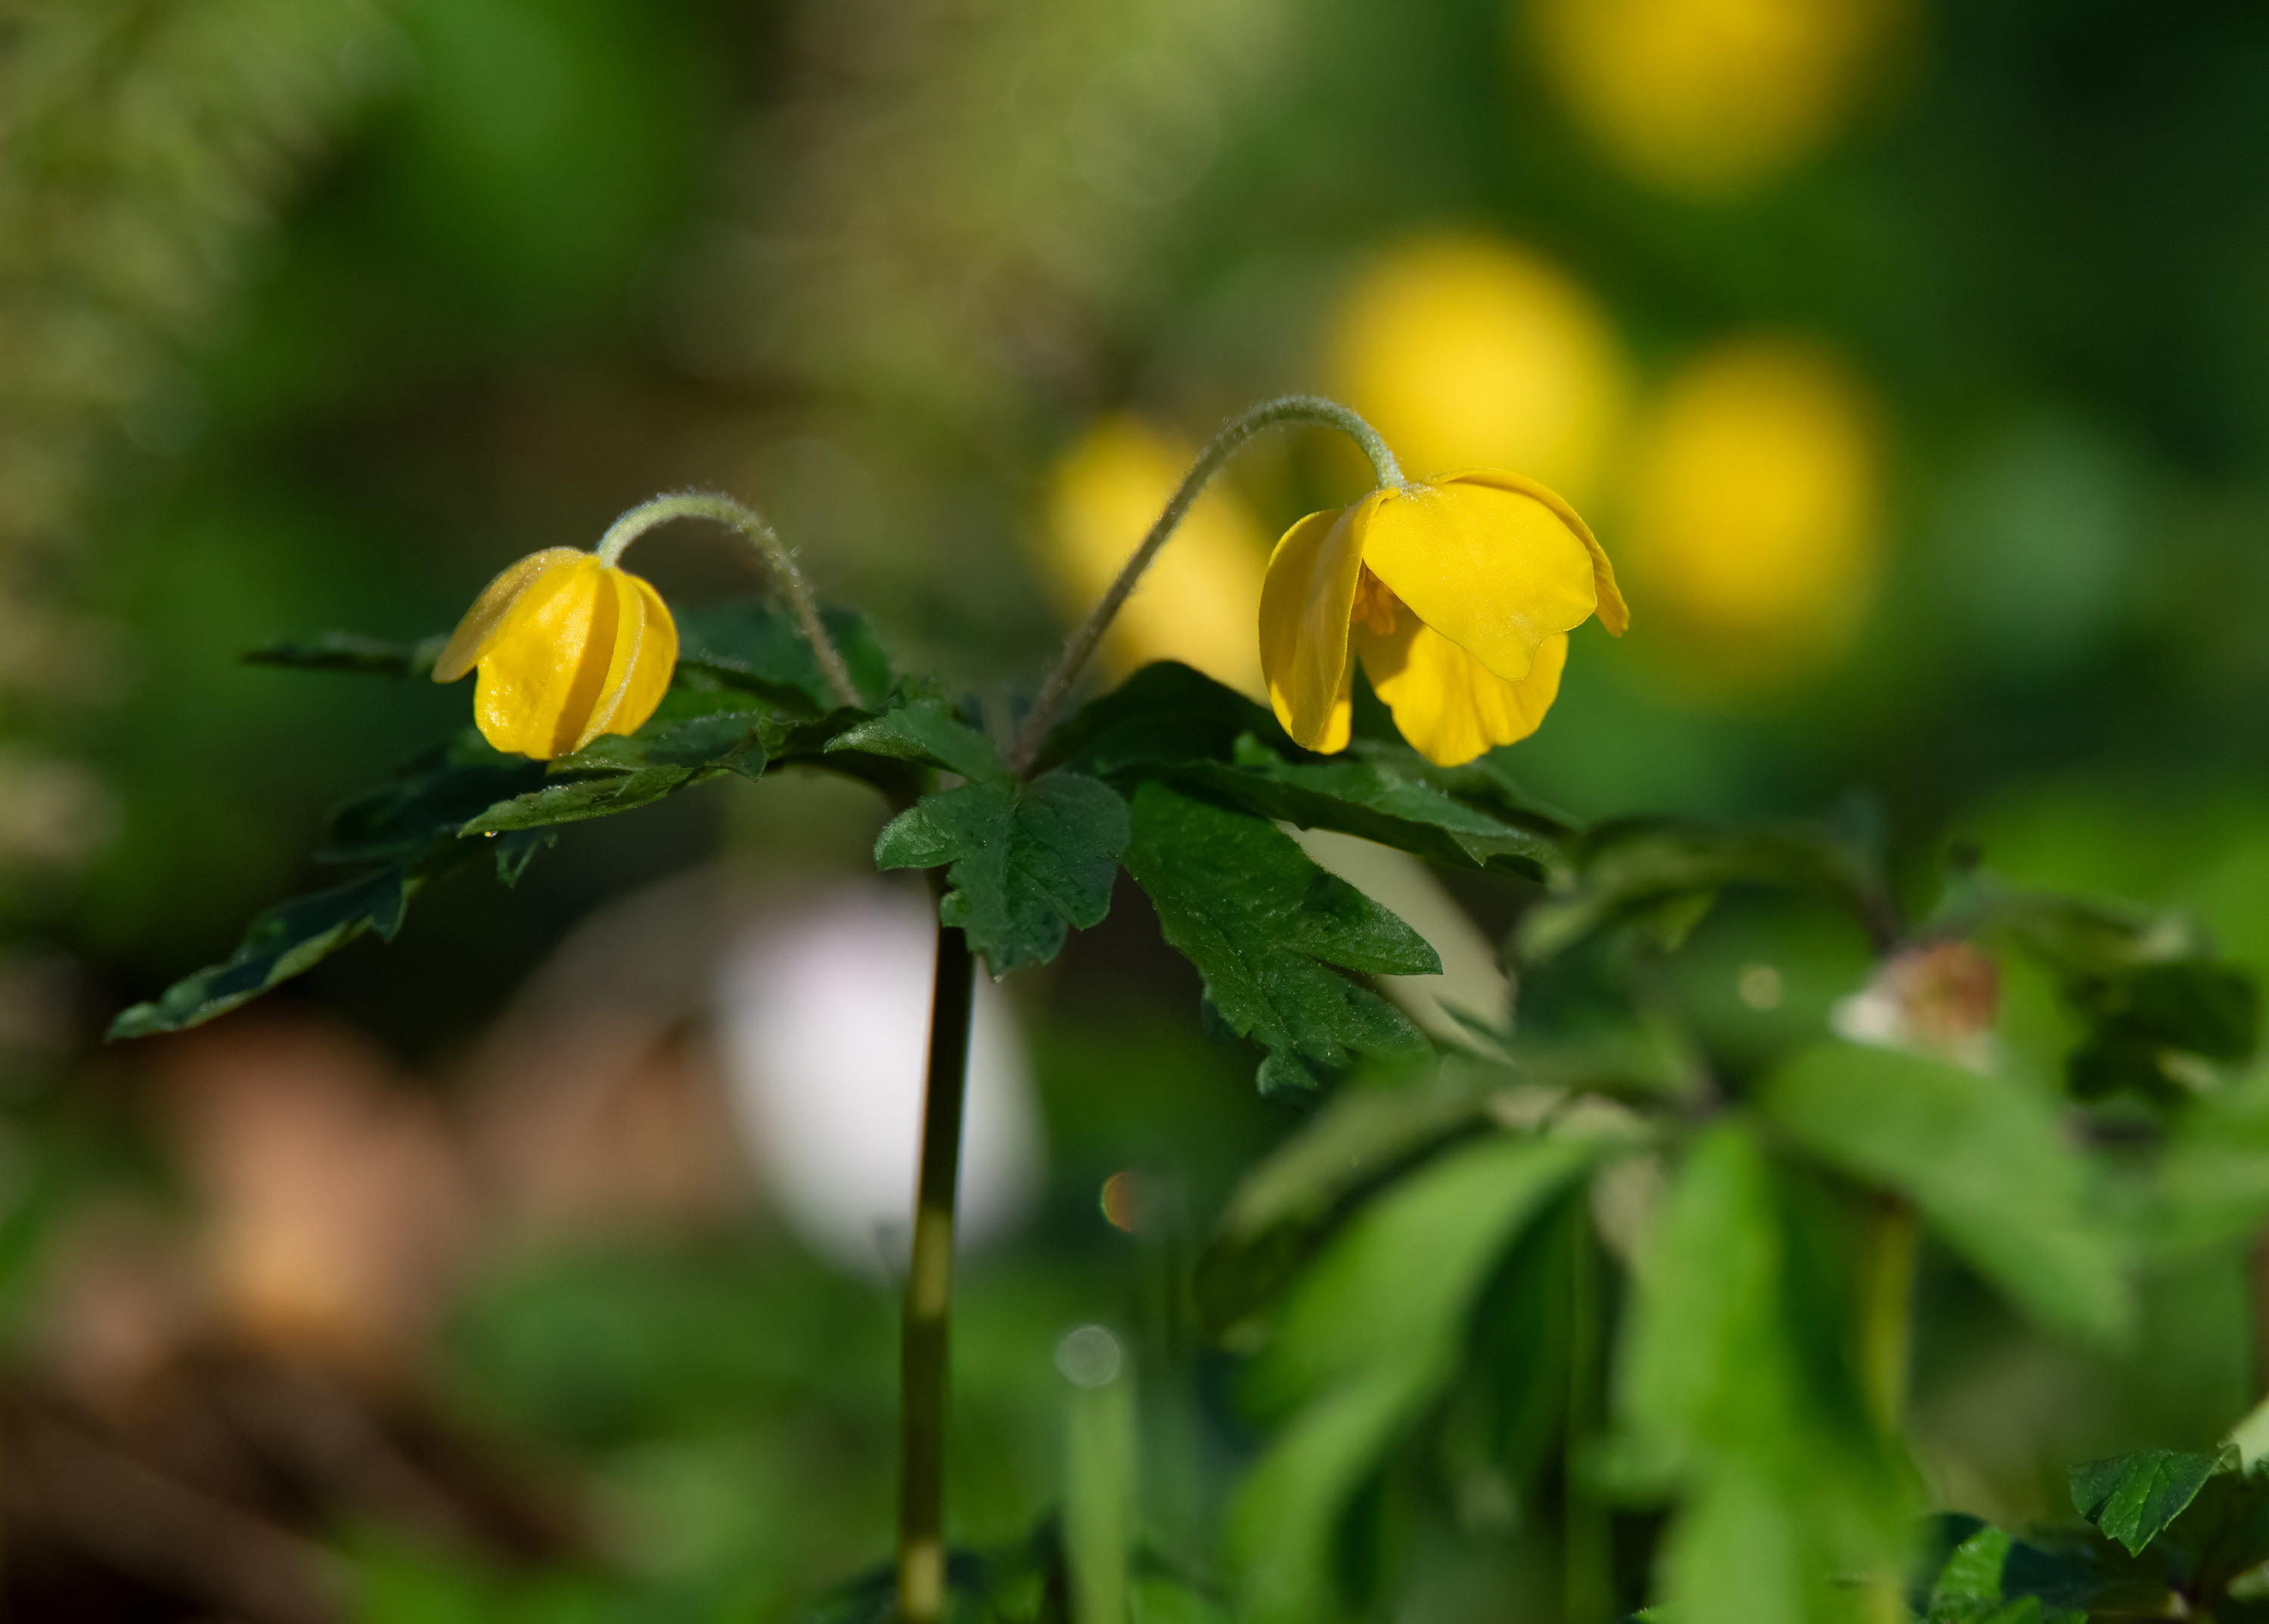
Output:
[
  {"left": 471, "top": 555, "right": 618, "bottom": 759},
  {"left": 1258, "top": 496, "right": 1379, "bottom": 753},
  {"left": 1356, "top": 614, "right": 1568, "bottom": 768},
  {"left": 1436, "top": 467, "right": 1628, "bottom": 636},
  {"left": 572, "top": 568, "right": 678, "bottom": 750},
  {"left": 1358, "top": 479, "right": 1600, "bottom": 685},
  {"left": 433, "top": 548, "right": 588, "bottom": 682}
]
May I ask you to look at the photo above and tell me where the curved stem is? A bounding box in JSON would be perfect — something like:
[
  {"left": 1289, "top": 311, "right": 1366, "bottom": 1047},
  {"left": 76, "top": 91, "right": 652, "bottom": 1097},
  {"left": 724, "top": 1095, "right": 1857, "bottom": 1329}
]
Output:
[
  {"left": 1003, "top": 396, "right": 1401, "bottom": 776},
  {"left": 596, "top": 490, "right": 861, "bottom": 710},
  {"left": 898, "top": 912, "right": 976, "bottom": 1624}
]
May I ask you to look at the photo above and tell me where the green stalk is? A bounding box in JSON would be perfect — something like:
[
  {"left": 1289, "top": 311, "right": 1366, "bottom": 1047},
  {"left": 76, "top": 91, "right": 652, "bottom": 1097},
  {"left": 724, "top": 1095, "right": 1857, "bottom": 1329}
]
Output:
[
  {"left": 1564, "top": 1207, "right": 1613, "bottom": 1624},
  {"left": 1003, "top": 394, "right": 1402, "bottom": 776},
  {"left": 1858, "top": 1193, "right": 1918, "bottom": 1437},
  {"left": 897, "top": 918, "right": 977, "bottom": 1624}
]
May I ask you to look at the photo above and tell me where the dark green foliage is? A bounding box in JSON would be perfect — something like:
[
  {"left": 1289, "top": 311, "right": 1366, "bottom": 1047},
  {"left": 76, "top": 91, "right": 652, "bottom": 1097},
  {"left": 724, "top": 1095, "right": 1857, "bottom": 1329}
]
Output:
[
  {"left": 1923, "top": 1434, "right": 2269, "bottom": 1622},
  {"left": 110, "top": 604, "right": 903, "bottom": 1037},
  {"left": 678, "top": 601, "right": 892, "bottom": 711},
  {"left": 108, "top": 868, "right": 413, "bottom": 1039},
  {"left": 1121, "top": 783, "right": 1438, "bottom": 1094},
  {"left": 874, "top": 772, "right": 1130, "bottom": 977},
  {"left": 1519, "top": 818, "right": 1894, "bottom": 966},
  {"left": 1039, "top": 663, "right": 1571, "bottom": 880},
  {"left": 828, "top": 694, "right": 1008, "bottom": 784},
  {"left": 244, "top": 630, "right": 444, "bottom": 677},
  {"left": 2068, "top": 1450, "right": 2221, "bottom": 1556}
]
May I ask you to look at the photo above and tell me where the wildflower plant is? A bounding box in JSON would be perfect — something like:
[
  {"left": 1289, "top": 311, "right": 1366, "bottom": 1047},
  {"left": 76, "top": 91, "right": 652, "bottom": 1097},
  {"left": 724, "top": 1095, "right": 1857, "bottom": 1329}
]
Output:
[{"left": 113, "top": 395, "right": 2269, "bottom": 1624}]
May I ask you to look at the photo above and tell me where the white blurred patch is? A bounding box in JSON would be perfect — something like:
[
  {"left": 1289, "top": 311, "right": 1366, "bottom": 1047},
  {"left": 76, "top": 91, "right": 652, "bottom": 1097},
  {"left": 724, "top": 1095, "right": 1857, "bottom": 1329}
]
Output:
[{"left": 715, "top": 884, "right": 1043, "bottom": 1275}]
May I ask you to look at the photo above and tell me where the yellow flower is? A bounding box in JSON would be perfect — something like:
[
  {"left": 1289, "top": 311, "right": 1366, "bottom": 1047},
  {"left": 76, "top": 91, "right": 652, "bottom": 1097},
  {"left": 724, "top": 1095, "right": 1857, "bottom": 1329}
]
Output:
[
  {"left": 1259, "top": 470, "right": 1626, "bottom": 768},
  {"left": 432, "top": 549, "right": 678, "bottom": 759},
  {"left": 1041, "top": 417, "right": 1268, "bottom": 698}
]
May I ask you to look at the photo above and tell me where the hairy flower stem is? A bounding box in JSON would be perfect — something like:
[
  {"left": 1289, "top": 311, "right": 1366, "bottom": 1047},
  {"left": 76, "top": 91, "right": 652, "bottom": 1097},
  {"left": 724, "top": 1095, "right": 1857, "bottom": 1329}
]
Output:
[
  {"left": 595, "top": 490, "right": 861, "bottom": 709},
  {"left": 1004, "top": 395, "right": 1402, "bottom": 776},
  {"left": 898, "top": 913, "right": 977, "bottom": 1624}
]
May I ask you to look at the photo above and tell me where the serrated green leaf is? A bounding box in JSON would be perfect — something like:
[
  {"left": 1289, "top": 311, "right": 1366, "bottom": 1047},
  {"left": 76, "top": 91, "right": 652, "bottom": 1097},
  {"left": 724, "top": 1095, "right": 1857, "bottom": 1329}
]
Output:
[
  {"left": 1036, "top": 660, "right": 1296, "bottom": 778},
  {"left": 108, "top": 869, "right": 414, "bottom": 1039},
  {"left": 1174, "top": 734, "right": 1562, "bottom": 880},
  {"left": 675, "top": 600, "right": 892, "bottom": 710},
  {"left": 465, "top": 767, "right": 697, "bottom": 833},
  {"left": 828, "top": 697, "right": 1007, "bottom": 784},
  {"left": 2069, "top": 1451, "right": 2219, "bottom": 1556},
  {"left": 244, "top": 629, "right": 444, "bottom": 677},
  {"left": 1760, "top": 1042, "right": 2131, "bottom": 1342},
  {"left": 874, "top": 772, "right": 1128, "bottom": 975},
  {"left": 1122, "top": 783, "right": 1437, "bottom": 1093},
  {"left": 318, "top": 738, "right": 547, "bottom": 867},
  {"left": 553, "top": 706, "right": 771, "bottom": 781}
]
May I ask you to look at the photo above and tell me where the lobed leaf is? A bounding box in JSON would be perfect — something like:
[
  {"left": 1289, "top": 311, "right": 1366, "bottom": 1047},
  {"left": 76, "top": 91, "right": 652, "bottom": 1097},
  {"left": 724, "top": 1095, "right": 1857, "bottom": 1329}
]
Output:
[
  {"left": 874, "top": 771, "right": 1129, "bottom": 976},
  {"left": 674, "top": 600, "right": 892, "bottom": 710},
  {"left": 109, "top": 869, "right": 414, "bottom": 1039},
  {"left": 827, "top": 696, "right": 1007, "bottom": 784},
  {"left": 2068, "top": 1450, "right": 2220, "bottom": 1556},
  {"left": 1121, "top": 783, "right": 1438, "bottom": 1094}
]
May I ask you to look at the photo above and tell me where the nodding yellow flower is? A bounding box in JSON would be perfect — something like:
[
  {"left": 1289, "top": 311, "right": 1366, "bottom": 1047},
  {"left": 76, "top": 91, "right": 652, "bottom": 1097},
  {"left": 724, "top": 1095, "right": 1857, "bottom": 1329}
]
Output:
[
  {"left": 432, "top": 548, "right": 678, "bottom": 759},
  {"left": 1258, "top": 470, "right": 1625, "bottom": 768}
]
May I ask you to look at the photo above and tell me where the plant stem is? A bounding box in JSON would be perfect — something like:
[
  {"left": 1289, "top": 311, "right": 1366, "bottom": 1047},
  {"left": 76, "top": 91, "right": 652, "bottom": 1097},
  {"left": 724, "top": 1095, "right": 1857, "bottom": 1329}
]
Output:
[
  {"left": 898, "top": 916, "right": 977, "bottom": 1624},
  {"left": 1564, "top": 1207, "right": 1613, "bottom": 1624},
  {"left": 1859, "top": 1193, "right": 1918, "bottom": 1437},
  {"left": 594, "top": 489, "right": 861, "bottom": 710},
  {"left": 1003, "top": 395, "right": 1402, "bottom": 777}
]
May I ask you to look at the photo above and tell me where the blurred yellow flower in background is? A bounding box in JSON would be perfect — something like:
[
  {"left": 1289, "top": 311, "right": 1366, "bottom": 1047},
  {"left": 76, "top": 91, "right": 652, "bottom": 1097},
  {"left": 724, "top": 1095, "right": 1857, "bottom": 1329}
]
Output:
[
  {"left": 434, "top": 549, "right": 678, "bottom": 759},
  {"left": 1041, "top": 417, "right": 1269, "bottom": 698},
  {"left": 1329, "top": 234, "right": 1629, "bottom": 505},
  {"left": 1259, "top": 469, "right": 1626, "bottom": 767},
  {"left": 1527, "top": 0, "right": 1908, "bottom": 197},
  {"left": 1617, "top": 337, "right": 1883, "bottom": 692}
]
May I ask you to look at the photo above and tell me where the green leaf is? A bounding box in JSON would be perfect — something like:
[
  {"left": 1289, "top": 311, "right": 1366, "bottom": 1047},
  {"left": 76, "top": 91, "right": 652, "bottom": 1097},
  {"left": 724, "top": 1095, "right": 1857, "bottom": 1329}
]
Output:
[
  {"left": 465, "top": 706, "right": 782, "bottom": 834},
  {"left": 1196, "top": 1065, "right": 1493, "bottom": 1337},
  {"left": 874, "top": 772, "right": 1129, "bottom": 975},
  {"left": 2069, "top": 1451, "right": 2220, "bottom": 1556},
  {"left": 465, "top": 768, "right": 698, "bottom": 833},
  {"left": 675, "top": 600, "right": 892, "bottom": 710},
  {"left": 1519, "top": 818, "right": 1888, "bottom": 965},
  {"left": 1759, "top": 1042, "right": 2131, "bottom": 1342},
  {"left": 1173, "top": 735, "right": 1563, "bottom": 880},
  {"left": 827, "top": 696, "right": 1007, "bottom": 784},
  {"left": 2066, "top": 959, "right": 2261, "bottom": 1103},
  {"left": 1613, "top": 1122, "right": 1911, "bottom": 1624},
  {"left": 109, "top": 869, "right": 414, "bottom": 1039},
  {"left": 318, "top": 737, "right": 548, "bottom": 867},
  {"left": 1121, "top": 783, "right": 1438, "bottom": 1093},
  {"left": 1228, "top": 1132, "right": 1607, "bottom": 1624},
  {"left": 1036, "top": 660, "right": 1296, "bottom": 778},
  {"left": 244, "top": 629, "right": 443, "bottom": 677},
  {"left": 552, "top": 706, "right": 771, "bottom": 781}
]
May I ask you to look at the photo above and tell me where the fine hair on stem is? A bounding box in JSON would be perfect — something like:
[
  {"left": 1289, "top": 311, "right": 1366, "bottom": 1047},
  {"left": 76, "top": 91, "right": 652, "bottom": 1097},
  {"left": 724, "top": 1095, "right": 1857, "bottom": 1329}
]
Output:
[
  {"left": 1004, "top": 395, "right": 1401, "bottom": 775},
  {"left": 596, "top": 489, "right": 861, "bottom": 710}
]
